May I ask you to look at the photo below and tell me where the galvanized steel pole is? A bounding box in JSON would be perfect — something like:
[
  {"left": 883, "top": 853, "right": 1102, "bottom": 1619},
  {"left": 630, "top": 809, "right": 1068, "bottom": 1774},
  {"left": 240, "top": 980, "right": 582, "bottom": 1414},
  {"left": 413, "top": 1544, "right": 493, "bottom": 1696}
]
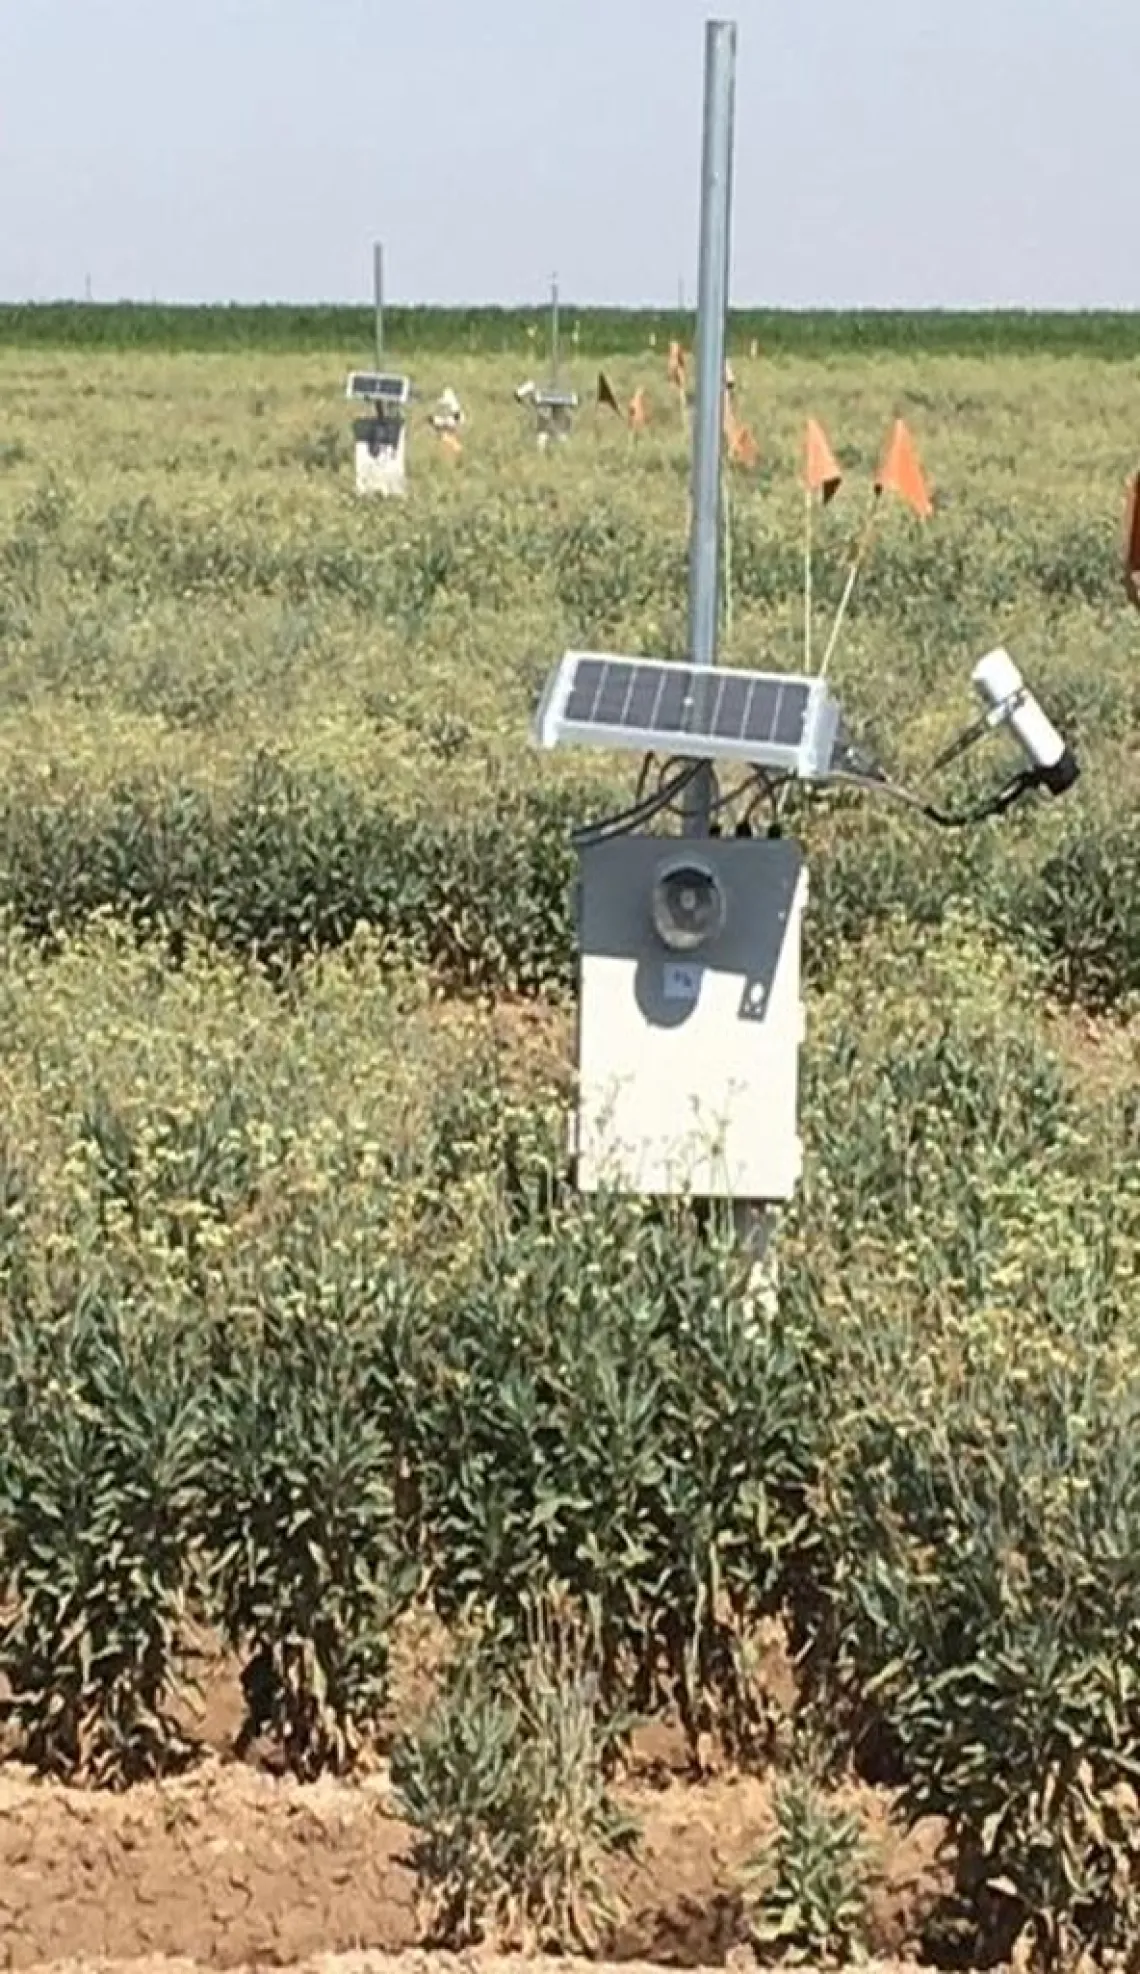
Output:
[
  {"left": 683, "top": 19, "right": 737, "bottom": 837},
  {"left": 373, "top": 242, "right": 385, "bottom": 365},
  {"left": 551, "top": 272, "right": 561, "bottom": 382}
]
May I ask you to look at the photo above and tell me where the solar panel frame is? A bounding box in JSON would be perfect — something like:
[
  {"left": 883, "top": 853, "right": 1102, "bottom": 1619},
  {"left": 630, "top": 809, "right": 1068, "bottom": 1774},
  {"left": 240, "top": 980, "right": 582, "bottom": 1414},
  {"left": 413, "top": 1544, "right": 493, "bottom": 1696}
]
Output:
[
  {"left": 533, "top": 649, "right": 841, "bottom": 780},
  {"left": 345, "top": 371, "right": 411, "bottom": 405}
]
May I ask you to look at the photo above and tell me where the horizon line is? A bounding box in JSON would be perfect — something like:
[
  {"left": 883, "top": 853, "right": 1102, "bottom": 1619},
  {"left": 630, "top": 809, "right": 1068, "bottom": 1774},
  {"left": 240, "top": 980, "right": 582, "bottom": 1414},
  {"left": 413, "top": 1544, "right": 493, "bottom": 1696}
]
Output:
[{"left": 4, "top": 297, "right": 1140, "bottom": 317}]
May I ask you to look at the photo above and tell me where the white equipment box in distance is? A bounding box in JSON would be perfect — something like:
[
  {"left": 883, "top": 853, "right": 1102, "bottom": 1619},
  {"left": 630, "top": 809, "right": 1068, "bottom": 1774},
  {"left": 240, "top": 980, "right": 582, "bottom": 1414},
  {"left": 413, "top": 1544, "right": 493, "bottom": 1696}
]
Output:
[
  {"left": 346, "top": 373, "right": 410, "bottom": 499},
  {"left": 352, "top": 413, "right": 407, "bottom": 497},
  {"left": 574, "top": 836, "right": 807, "bottom": 1199}
]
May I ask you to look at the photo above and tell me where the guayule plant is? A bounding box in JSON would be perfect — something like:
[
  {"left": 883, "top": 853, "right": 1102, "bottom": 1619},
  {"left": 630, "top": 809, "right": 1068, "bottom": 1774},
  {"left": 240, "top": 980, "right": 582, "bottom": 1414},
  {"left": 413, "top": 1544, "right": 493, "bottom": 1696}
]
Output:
[
  {"left": 392, "top": 1604, "right": 634, "bottom": 1950},
  {"left": 823, "top": 1326, "right": 1140, "bottom": 1967},
  {"left": 0, "top": 1289, "right": 204, "bottom": 1784},
  {"left": 395, "top": 1183, "right": 824, "bottom": 1761},
  {"left": 0, "top": 758, "right": 1135, "bottom": 1010},
  {"left": 0, "top": 759, "right": 581, "bottom": 993},
  {"left": 743, "top": 1775, "right": 871, "bottom": 1966},
  {"left": 200, "top": 1278, "right": 417, "bottom": 1777}
]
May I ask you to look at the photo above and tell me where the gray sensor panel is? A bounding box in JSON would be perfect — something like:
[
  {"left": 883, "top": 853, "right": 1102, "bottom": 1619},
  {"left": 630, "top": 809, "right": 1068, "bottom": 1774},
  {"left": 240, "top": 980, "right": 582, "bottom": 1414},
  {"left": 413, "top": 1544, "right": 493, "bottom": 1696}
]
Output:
[{"left": 533, "top": 650, "right": 841, "bottom": 779}]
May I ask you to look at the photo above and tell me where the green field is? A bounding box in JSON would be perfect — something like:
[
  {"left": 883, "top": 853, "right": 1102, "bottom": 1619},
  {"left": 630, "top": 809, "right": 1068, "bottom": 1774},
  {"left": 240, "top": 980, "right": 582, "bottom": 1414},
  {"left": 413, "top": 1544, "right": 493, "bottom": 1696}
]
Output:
[
  {"left": 6, "top": 300, "right": 1140, "bottom": 358},
  {"left": 0, "top": 324, "right": 1137, "bottom": 1967}
]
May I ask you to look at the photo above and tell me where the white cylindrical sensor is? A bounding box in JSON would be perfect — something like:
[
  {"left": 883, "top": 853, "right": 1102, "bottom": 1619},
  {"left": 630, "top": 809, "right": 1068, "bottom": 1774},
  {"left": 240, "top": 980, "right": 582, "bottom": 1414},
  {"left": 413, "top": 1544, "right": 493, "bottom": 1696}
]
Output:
[{"left": 970, "top": 648, "right": 1078, "bottom": 793}]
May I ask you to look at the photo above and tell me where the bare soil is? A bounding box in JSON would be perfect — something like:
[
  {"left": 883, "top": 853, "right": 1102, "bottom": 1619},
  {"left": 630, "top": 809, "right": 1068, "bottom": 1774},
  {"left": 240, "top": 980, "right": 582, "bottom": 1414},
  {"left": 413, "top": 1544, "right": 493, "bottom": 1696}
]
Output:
[
  {"left": 0, "top": 1754, "right": 947, "bottom": 1972},
  {"left": 0, "top": 1643, "right": 951, "bottom": 1973},
  {"left": 10, "top": 1958, "right": 942, "bottom": 1974}
]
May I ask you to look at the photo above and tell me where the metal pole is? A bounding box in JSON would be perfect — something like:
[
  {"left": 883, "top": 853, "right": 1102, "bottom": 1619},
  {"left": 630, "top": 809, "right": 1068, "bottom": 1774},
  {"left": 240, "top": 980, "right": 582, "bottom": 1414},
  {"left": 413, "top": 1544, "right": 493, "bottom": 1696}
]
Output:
[
  {"left": 373, "top": 242, "right": 385, "bottom": 365},
  {"left": 683, "top": 21, "right": 775, "bottom": 1307},
  {"left": 682, "top": 19, "right": 737, "bottom": 837},
  {"left": 550, "top": 272, "right": 560, "bottom": 382}
]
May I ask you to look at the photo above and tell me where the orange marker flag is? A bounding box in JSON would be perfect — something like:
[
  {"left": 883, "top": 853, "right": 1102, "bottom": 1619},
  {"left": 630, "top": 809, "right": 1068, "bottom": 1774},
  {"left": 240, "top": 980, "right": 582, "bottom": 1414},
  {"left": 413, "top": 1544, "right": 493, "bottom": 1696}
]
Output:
[
  {"left": 804, "top": 417, "right": 842, "bottom": 504},
  {"left": 874, "top": 417, "right": 932, "bottom": 519},
  {"left": 1125, "top": 470, "right": 1140, "bottom": 607},
  {"left": 727, "top": 420, "right": 759, "bottom": 470},
  {"left": 722, "top": 391, "right": 751, "bottom": 463},
  {"left": 667, "top": 339, "right": 687, "bottom": 388},
  {"left": 627, "top": 387, "right": 649, "bottom": 432}
]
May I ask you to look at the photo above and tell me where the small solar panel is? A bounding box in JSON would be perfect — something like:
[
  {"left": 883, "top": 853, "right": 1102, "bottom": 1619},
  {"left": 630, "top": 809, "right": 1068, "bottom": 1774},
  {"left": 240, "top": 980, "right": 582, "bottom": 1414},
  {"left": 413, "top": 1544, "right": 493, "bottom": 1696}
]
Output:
[
  {"left": 345, "top": 371, "right": 410, "bottom": 404},
  {"left": 533, "top": 650, "right": 841, "bottom": 780}
]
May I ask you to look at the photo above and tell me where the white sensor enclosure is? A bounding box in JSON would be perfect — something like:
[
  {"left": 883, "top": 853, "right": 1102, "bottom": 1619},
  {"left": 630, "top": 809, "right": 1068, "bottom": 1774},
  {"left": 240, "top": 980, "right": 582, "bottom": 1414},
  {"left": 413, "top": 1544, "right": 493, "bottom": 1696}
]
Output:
[
  {"left": 574, "top": 837, "right": 807, "bottom": 1201},
  {"left": 971, "top": 649, "right": 1068, "bottom": 776}
]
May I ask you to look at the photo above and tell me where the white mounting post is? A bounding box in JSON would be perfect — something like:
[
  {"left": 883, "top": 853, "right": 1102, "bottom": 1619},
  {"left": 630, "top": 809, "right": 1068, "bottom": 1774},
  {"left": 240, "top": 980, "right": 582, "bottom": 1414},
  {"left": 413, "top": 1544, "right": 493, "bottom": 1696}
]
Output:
[{"left": 354, "top": 419, "right": 407, "bottom": 496}]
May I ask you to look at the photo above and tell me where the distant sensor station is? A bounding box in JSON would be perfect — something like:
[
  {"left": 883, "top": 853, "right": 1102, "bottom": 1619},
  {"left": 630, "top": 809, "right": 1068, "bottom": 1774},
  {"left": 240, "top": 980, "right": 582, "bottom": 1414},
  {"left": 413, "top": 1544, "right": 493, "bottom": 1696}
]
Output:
[
  {"left": 516, "top": 275, "right": 578, "bottom": 448},
  {"left": 346, "top": 370, "right": 412, "bottom": 498}
]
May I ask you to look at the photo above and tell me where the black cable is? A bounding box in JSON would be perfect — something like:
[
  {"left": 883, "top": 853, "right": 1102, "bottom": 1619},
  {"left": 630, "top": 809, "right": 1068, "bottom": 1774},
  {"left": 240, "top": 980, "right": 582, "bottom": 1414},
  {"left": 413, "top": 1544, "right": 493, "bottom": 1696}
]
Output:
[
  {"left": 571, "top": 761, "right": 702, "bottom": 846},
  {"left": 828, "top": 764, "right": 1048, "bottom": 829},
  {"left": 571, "top": 758, "right": 771, "bottom": 849},
  {"left": 709, "top": 771, "right": 759, "bottom": 816},
  {"left": 918, "top": 767, "right": 1044, "bottom": 828},
  {"left": 576, "top": 760, "right": 1049, "bottom": 849},
  {"left": 654, "top": 756, "right": 694, "bottom": 815},
  {"left": 743, "top": 773, "right": 790, "bottom": 833}
]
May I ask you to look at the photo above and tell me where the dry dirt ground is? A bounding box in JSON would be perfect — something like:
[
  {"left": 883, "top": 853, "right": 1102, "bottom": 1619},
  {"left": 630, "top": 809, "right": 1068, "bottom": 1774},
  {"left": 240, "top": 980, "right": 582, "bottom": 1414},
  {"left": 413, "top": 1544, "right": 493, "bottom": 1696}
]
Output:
[
  {"left": 9, "top": 1958, "right": 942, "bottom": 1974},
  {"left": 0, "top": 1749, "right": 948, "bottom": 1973},
  {"left": 0, "top": 1620, "right": 949, "bottom": 1974}
]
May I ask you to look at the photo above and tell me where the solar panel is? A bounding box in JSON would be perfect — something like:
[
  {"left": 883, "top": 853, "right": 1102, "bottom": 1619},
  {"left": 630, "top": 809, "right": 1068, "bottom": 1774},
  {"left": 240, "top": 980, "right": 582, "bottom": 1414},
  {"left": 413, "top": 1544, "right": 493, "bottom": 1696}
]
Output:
[
  {"left": 533, "top": 650, "right": 841, "bottom": 779},
  {"left": 345, "top": 371, "right": 410, "bottom": 404}
]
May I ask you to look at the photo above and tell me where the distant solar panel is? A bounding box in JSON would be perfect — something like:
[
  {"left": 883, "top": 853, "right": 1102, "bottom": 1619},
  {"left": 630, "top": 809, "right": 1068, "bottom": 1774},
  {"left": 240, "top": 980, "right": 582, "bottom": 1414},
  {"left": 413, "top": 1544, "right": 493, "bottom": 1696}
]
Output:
[
  {"left": 345, "top": 371, "right": 410, "bottom": 404},
  {"left": 533, "top": 651, "right": 841, "bottom": 779}
]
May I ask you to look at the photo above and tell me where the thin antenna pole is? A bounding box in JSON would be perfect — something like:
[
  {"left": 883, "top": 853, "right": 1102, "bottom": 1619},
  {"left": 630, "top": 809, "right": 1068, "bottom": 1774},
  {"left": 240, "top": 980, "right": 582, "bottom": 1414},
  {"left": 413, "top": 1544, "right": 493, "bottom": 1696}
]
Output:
[
  {"left": 373, "top": 242, "right": 385, "bottom": 365},
  {"left": 820, "top": 490, "right": 882, "bottom": 679},
  {"left": 803, "top": 488, "right": 814, "bottom": 669},
  {"left": 724, "top": 473, "right": 734, "bottom": 646},
  {"left": 682, "top": 18, "right": 737, "bottom": 838}
]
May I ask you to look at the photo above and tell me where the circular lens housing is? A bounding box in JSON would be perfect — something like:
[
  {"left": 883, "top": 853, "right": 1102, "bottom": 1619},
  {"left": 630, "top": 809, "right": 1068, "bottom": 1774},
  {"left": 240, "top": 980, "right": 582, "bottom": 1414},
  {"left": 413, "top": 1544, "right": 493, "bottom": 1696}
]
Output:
[{"left": 650, "top": 857, "right": 727, "bottom": 952}]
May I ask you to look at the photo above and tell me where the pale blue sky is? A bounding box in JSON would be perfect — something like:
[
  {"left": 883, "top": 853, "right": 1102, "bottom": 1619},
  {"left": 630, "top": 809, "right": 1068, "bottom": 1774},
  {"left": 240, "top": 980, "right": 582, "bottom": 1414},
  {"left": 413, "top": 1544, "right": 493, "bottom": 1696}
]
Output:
[{"left": 1, "top": 0, "right": 1135, "bottom": 308}]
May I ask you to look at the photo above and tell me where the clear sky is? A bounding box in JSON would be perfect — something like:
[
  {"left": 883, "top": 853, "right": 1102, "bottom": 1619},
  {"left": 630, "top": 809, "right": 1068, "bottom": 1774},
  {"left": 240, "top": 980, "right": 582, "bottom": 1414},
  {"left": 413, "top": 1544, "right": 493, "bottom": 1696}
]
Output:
[{"left": 1, "top": 0, "right": 1136, "bottom": 309}]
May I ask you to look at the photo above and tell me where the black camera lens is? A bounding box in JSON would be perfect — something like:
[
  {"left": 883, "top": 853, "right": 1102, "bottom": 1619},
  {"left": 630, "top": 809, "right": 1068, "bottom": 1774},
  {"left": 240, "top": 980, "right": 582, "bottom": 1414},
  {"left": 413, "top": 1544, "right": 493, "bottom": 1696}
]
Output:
[{"left": 651, "top": 859, "right": 726, "bottom": 951}]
